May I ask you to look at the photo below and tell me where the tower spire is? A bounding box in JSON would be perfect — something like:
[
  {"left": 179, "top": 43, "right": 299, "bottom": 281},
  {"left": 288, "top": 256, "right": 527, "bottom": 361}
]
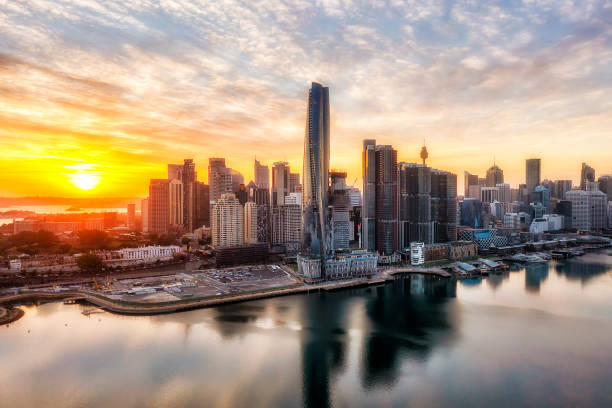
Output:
[{"left": 420, "top": 140, "right": 428, "bottom": 165}]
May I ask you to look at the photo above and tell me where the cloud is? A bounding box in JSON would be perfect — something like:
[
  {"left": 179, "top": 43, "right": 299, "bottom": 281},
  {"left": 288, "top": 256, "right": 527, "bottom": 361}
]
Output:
[{"left": 0, "top": 0, "right": 611, "bottom": 196}]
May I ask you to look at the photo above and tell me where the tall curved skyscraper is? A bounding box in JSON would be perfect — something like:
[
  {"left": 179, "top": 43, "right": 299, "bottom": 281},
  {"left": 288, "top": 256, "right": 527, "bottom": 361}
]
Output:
[{"left": 301, "top": 82, "right": 330, "bottom": 261}]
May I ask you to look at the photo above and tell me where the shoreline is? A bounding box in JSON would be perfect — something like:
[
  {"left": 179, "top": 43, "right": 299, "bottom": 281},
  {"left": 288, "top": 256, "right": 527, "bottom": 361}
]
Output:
[{"left": 1, "top": 249, "right": 607, "bottom": 322}]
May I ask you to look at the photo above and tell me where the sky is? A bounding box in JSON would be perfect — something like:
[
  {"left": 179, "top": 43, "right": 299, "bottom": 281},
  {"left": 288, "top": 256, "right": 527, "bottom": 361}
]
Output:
[{"left": 1, "top": 0, "right": 611, "bottom": 197}]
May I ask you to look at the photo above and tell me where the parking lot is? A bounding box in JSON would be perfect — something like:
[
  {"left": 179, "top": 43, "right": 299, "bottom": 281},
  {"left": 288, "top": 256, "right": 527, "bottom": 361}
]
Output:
[{"left": 96, "top": 264, "right": 297, "bottom": 303}]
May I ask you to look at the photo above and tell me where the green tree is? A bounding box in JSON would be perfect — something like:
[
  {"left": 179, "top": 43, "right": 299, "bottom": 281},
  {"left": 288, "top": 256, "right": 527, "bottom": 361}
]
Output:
[
  {"left": 78, "top": 230, "right": 109, "bottom": 250},
  {"left": 77, "top": 253, "right": 104, "bottom": 274}
]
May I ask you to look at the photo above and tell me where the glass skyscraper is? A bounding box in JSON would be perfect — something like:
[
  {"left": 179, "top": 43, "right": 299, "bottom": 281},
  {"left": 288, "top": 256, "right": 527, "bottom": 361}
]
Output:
[{"left": 301, "top": 82, "right": 330, "bottom": 261}]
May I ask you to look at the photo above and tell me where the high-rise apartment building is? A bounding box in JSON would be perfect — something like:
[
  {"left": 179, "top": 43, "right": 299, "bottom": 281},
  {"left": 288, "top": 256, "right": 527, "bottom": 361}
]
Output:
[
  {"left": 244, "top": 201, "right": 258, "bottom": 244},
  {"left": 254, "top": 159, "right": 270, "bottom": 190},
  {"left": 208, "top": 158, "right": 232, "bottom": 202},
  {"left": 301, "top": 82, "right": 330, "bottom": 261},
  {"left": 526, "top": 158, "right": 541, "bottom": 195},
  {"left": 330, "top": 171, "right": 351, "bottom": 250},
  {"left": 211, "top": 193, "right": 244, "bottom": 248},
  {"left": 148, "top": 179, "right": 169, "bottom": 234},
  {"left": 272, "top": 161, "right": 290, "bottom": 206},
  {"left": 271, "top": 204, "right": 302, "bottom": 245},
  {"left": 126, "top": 203, "right": 136, "bottom": 230},
  {"left": 580, "top": 163, "right": 596, "bottom": 190},
  {"left": 486, "top": 164, "right": 504, "bottom": 187}
]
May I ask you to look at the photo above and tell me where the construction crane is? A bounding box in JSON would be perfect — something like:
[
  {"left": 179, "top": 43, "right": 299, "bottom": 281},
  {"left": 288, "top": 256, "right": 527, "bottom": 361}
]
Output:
[{"left": 93, "top": 278, "right": 100, "bottom": 290}]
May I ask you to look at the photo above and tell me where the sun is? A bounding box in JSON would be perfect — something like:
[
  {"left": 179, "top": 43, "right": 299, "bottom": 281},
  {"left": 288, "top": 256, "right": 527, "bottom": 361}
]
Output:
[{"left": 69, "top": 172, "right": 101, "bottom": 190}]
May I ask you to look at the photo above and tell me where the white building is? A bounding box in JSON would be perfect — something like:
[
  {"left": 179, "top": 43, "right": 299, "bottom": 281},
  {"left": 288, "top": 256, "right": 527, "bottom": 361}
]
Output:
[
  {"left": 543, "top": 214, "right": 564, "bottom": 231},
  {"left": 410, "top": 242, "right": 425, "bottom": 265},
  {"left": 244, "top": 201, "right": 258, "bottom": 244},
  {"left": 503, "top": 212, "right": 531, "bottom": 229},
  {"left": 565, "top": 188, "right": 607, "bottom": 231},
  {"left": 529, "top": 218, "right": 549, "bottom": 234},
  {"left": 211, "top": 193, "right": 244, "bottom": 248},
  {"left": 118, "top": 245, "right": 181, "bottom": 261},
  {"left": 271, "top": 205, "right": 301, "bottom": 245}
]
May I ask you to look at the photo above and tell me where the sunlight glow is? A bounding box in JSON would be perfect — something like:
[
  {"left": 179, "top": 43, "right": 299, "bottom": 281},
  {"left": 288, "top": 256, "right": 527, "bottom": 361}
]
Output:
[{"left": 69, "top": 172, "right": 101, "bottom": 190}]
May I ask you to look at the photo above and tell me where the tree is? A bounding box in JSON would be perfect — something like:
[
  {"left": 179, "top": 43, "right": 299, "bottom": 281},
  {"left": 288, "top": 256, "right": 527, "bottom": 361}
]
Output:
[
  {"left": 77, "top": 253, "right": 104, "bottom": 274},
  {"left": 77, "top": 230, "right": 109, "bottom": 250}
]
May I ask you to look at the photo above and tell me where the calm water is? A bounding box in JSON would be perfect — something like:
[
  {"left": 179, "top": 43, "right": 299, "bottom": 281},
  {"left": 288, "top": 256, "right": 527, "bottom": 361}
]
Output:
[{"left": 2, "top": 252, "right": 612, "bottom": 407}]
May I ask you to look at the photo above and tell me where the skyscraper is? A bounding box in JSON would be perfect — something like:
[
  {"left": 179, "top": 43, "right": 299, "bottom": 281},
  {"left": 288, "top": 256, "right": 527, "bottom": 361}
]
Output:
[
  {"left": 289, "top": 172, "right": 301, "bottom": 193},
  {"left": 398, "top": 162, "right": 432, "bottom": 248},
  {"left": 301, "top": 82, "right": 330, "bottom": 262},
  {"left": 362, "top": 139, "right": 377, "bottom": 251},
  {"left": 168, "top": 178, "right": 183, "bottom": 227},
  {"left": 486, "top": 164, "right": 504, "bottom": 187},
  {"left": 526, "top": 158, "right": 541, "bottom": 195},
  {"left": 126, "top": 203, "right": 136, "bottom": 230},
  {"left": 565, "top": 187, "right": 606, "bottom": 231},
  {"left": 272, "top": 161, "right": 290, "bottom": 206},
  {"left": 553, "top": 180, "right": 573, "bottom": 200},
  {"left": 208, "top": 158, "right": 232, "bottom": 201},
  {"left": 431, "top": 170, "right": 457, "bottom": 242},
  {"left": 148, "top": 179, "right": 169, "bottom": 234},
  {"left": 580, "top": 163, "right": 596, "bottom": 190},
  {"left": 597, "top": 175, "right": 612, "bottom": 201},
  {"left": 464, "top": 171, "right": 479, "bottom": 198},
  {"left": 141, "top": 198, "right": 149, "bottom": 233},
  {"left": 254, "top": 159, "right": 270, "bottom": 190}
]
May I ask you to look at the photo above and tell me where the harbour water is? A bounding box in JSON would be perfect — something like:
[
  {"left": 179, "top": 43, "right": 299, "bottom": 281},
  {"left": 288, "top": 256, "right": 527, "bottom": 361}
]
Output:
[{"left": 2, "top": 251, "right": 612, "bottom": 407}]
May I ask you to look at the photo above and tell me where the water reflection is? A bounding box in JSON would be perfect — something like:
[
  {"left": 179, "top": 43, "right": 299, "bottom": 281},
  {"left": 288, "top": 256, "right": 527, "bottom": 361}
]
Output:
[
  {"left": 3, "top": 253, "right": 612, "bottom": 407},
  {"left": 554, "top": 255, "right": 612, "bottom": 284},
  {"left": 361, "top": 276, "right": 458, "bottom": 388},
  {"left": 525, "top": 264, "right": 549, "bottom": 293}
]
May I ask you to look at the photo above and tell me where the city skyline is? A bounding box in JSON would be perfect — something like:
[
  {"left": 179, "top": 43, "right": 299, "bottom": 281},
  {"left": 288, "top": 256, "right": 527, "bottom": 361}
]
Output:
[{"left": 2, "top": 1, "right": 612, "bottom": 197}]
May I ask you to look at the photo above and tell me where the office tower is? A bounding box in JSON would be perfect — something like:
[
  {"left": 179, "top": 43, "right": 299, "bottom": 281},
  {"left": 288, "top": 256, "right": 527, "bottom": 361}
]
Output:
[
  {"left": 329, "top": 171, "right": 350, "bottom": 250},
  {"left": 553, "top": 180, "right": 573, "bottom": 199},
  {"left": 126, "top": 203, "right": 136, "bottom": 230},
  {"left": 486, "top": 164, "right": 504, "bottom": 187},
  {"left": 597, "top": 175, "right": 612, "bottom": 201},
  {"left": 301, "top": 82, "right": 330, "bottom": 261},
  {"left": 254, "top": 159, "right": 270, "bottom": 190},
  {"left": 284, "top": 192, "right": 302, "bottom": 205},
  {"left": 496, "top": 183, "right": 511, "bottom": 203},
  {"left": 362, "top": 139, "right": 377, "bottom": 251},
  {"left": 580, "top": 163, "right": 596, "bottom": 190},
  {"left": 480, "top": 187, "right": 499, "bottom": 203},
  {"left": 236, "top": 183, "right": 248, "bottom": 205},
  {"left": 459, "top": 198, "right": 483, "bottom": 228},
  {"left": 194, "top": 181, "right": 210, "bottom": 228},
  {"left": 565, "top": 188, "right": 606, "bottom": 230},
  {"left": 526, "top": 158, "right": 541, "bottom": 194},
  {"left": 230, "top": 169, "right": 244, "bottom": 193},
  {"left": 168, "top": 178, "right": 184, "bottom": 227},
  {"left": 167, "top": 164, "right": 183, "bottom": 180},
  {"left": 211, "top": 193, "right": 244, "bottom": 247},
  {"left": 374, "top": 145, "right": 399, "bottom": 254},
  {"left": 532, "top": 185, "right": 550, "bottom": 212},
  {"left": 464, "top": 171, "right": 479, "bottom": 198},
  {"left": 398, "top": 162, "right": 432, "bottom": 248},
  {"left": 289, "top": 172, "right": 301, "bottom": 193},
  {"left": 431, "top": 170, "right": 457, "bottom": 242},
  {"left": 208, "top": 158, "right": 232, "bottom": 201},
  {"left": 244, "top": 201, "right": 258, "bottom": 244},
  {"left": 141, "top": 198, "right": 149, "bottom": 232},
  {"left": 148, "top": 179, "right": 170, "bottom": 234},
  {"left": 181, "top": 159, "right": 197, "bottom": 231},
  {"left": 556, "top": 200, "right": 572, "bottom": 230},
  {"left": 272, "top": 161, "right": 290, "bottom": 206},
  {"left": 518, "top": 183, "right": 528, "bottom": 203}
]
